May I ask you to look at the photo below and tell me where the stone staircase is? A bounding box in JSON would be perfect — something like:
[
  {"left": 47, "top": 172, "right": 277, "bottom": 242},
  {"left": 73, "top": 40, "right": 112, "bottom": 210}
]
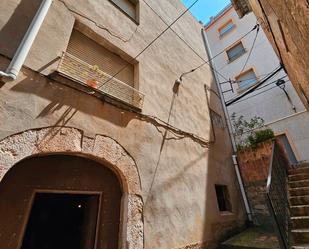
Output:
[{"left": 289, "top": 163, "right": 309, "bottom": 248}]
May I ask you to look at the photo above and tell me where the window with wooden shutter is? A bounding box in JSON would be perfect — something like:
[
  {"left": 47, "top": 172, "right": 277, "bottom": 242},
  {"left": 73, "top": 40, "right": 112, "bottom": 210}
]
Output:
[
  {"left": 218, "top": 20, "right": 235, "bottom": 38},
  {"left": 236, "top": 68, "right": 258, "bottom": 91},
  {"left": 226, "top": 41, "right": 246, "bottom": 62},
  {"left": 57, "top": 30, "right": 144, "bottom": 110},
  {"left": 67, "top": 30, "right": 134, "bottom": 87}
]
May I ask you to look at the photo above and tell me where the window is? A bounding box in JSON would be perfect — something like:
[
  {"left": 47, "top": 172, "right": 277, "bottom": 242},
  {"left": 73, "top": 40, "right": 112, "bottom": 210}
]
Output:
[
  {"left": 109, "top": 0, "right": 139, "bottom": 23},
  {"left": 215, "top": 185, "right": 232, "bottom": 212},
  {"left": 235, "top": 69, "right": 258, "bottom": 91},
  {"left": 226, "top": 42, "right": 246, "bottom": 62},
  {"left": 57, "top": 29, "right": 144, "bottom": 109},
  {"left": 218, "top": 20, "right": 235, "bottom": 37}
]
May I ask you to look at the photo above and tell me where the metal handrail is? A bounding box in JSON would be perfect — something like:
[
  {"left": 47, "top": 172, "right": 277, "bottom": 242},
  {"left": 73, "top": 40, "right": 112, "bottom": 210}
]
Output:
[
  {"left": 266, "top": 140, "right": 290, "bottom": 249},
  {"left": 57, "top": 52, "right": 145, "bottom": 109}
]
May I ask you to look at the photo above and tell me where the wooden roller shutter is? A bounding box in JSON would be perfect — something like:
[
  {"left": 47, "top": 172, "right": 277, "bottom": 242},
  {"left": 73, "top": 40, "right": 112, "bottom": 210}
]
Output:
[{"left": 67, "top": 30, "right": 134, "bottom": 87}]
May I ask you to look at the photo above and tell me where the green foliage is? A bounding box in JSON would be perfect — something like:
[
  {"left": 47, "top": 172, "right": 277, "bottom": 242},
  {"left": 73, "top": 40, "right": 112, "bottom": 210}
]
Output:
[
  {"left": 248, "top": 129, "right": 275, "bottom": 148},
  {"left": 230, "top": 113, "right": 274, "bottom": 151}
]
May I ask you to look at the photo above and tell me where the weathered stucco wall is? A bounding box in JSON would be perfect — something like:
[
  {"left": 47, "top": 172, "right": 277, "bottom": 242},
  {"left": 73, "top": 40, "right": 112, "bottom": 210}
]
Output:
[
  {"left": 247, "top": 0, "right": 309, "bottom": 111},
  {"left": 0, "top": 0, "right": 246, "bottom": 248}
]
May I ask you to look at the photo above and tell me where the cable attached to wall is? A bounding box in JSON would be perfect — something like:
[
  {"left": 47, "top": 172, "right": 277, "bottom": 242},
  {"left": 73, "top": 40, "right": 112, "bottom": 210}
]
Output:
[
  {"left": 178, "top": 24, "right": 260, "bottom": 82},
  {"left": 225, "top": 65, "right": 283, "bottom": 106},
  {"left": 96, "top": 0, "right": 201, "bottom": 90}
]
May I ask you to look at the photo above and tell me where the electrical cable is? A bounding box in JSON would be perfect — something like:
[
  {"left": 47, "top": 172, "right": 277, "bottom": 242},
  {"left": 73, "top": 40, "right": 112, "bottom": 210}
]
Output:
[
  {"left": 218, "top": 66, "right": 283, "bottom": 85},
  {"left": 96, "top": 0, "right": 201, "bottom": 90},
  {"left": 257, "top": 0, "right": 285, "bottom": 67},
  {"left": 255, "top": 75, "right": 288, "bottom": 90},
  {"left": 179, "top": 24, "right": 260, "bottom": 81},
  {"left": 225, "top": 65, "right": 283, "bottom": 106},
  {"left": 239, "top": 23, "right": 260, "bottom": 73},
  {"left": 58, "top": 0, "right": 138, "bottom": 42},
  {"left": 231, "top": 80, "right": 291, "bottom": 105},
  {"left": 230, "top": 78, "right": 291, "bottom": 105}
]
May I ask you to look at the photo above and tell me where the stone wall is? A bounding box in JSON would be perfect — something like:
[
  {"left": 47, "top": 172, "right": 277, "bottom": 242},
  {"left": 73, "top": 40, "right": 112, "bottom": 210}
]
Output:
[{"left": 237, "top": 140, "right": 273, "bottom": 225}]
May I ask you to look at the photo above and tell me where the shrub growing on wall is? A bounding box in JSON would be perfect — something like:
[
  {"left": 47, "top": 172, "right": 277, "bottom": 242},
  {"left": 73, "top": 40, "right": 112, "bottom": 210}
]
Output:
[{"left": 230, "top": 113, "right": 274, "bottom": 150}]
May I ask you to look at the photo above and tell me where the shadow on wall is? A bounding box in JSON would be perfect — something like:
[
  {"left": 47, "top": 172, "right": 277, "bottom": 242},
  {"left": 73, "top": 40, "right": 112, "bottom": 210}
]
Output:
[
  {"left": 0, "top": 0, "right": 41, "bottom": 59},
  {"left": 9, "top": 69, "right": 136, "bottom": 127},
  {"left": 201, "top": 76, "right": 247, "bottom": 247}
]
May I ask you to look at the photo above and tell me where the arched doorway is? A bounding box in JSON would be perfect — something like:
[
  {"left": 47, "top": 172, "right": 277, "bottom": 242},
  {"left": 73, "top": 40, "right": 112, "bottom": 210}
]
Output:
[{"left": 0, "top": 154, "right": 122, "bottom": 249}]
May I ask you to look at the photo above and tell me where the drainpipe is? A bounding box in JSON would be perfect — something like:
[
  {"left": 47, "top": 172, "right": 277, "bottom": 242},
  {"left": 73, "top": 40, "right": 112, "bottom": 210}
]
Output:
[
  {"left": 0, "top": 0, "right": 53, "bottom": 81},
  {"left": 201, "top": 27, "right": 253, "bottom": 222}
]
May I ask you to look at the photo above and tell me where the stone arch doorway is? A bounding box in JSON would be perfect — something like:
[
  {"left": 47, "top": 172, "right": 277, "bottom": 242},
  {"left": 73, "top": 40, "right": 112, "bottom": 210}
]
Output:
[
  {"left": 0, "top": 127, "right": 144, "bottom": 249},
  {"left": 0, "top": 154, "right": 122, "bottom": 249}
]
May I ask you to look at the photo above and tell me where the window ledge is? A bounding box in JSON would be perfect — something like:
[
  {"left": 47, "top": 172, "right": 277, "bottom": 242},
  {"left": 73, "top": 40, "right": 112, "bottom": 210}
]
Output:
[
  {"left": 219, "top": 25, "right": 236, "bottom": 39},
  {"left": 219, "top": 211, "right": 234, "bottom": 216},
  {"left": 236, "top": 82, "right": 259, "bottom": 94}
]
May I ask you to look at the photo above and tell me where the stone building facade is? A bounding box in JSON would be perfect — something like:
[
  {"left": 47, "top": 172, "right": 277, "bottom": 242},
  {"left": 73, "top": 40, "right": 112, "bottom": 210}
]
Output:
[
  {"left": 231, "top": 0, "right": 309, "bottom": 111},
  {"left": 0, "top": 0, "right": 247, "bottom": 248}
]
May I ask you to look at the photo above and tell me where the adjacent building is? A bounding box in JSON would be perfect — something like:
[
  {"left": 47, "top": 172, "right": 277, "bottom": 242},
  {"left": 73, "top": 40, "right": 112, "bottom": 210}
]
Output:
[
  {"left": 204, "top": 4, "right": 309, "bottom": 162},
  {"left": 231, "top": 0, "right": 309, "bottom": 112},
  {"left": 0, "top": 0, "right": 247, "bottom": 248}
]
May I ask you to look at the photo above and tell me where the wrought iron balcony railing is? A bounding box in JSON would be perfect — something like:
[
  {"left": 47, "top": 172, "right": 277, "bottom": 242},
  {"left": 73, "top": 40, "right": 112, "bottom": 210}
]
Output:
[
  {"left": 57, "top": 52, "right": 144, "bottom": 109},
  {"left": 266, "top": 140, "right": 290, "bottom": 249}
]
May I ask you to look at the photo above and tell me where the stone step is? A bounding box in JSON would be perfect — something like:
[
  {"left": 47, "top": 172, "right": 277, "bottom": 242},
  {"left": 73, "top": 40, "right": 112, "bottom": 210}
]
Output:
[
  {"left": 289, "top": 174, "right": 309, "bottom": 182},
  {"left": 291, "top": 205, "right": 309, "bottom": 217},
  {"left": 292, "top": 216, "right": 309, "bottom": 229},
  {"left": 292, "top": 244, "right": 309, "bottom": 249},
  {"left": 289, "top": 166, "right": 309, "bottom": 175},
  {"left": 290, "top": 196, "right": 309, "bottom": 206},
  {"left": 290, "top": 180, "right": 309, "bottom": 189},
  {"left": 290, "top": 187, "right": 309, "bottom": 197},
  {"left": 292, "top": 229, "right": 309, "bottom": 244}
]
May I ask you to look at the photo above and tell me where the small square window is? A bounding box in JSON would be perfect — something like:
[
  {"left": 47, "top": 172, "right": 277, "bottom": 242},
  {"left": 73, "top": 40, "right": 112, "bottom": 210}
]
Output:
[
  {"left": 236, "top": 69, "right": 258, "bottom": 91},
  {"left": 109, "top": 0, "right": 139, "bottom": 23},
  {"left": 215, "top": 185, "right": 232, "bottom": 212},
  {"left": 219, "top": 20, "right": 235, "bottom": 38},
  {"left": 226, "top": 42, "right": 246, "bottom": 62}
]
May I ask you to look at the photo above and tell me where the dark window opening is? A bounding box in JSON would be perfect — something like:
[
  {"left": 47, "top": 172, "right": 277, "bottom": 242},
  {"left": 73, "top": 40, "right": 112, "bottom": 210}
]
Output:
[
  {"left": 215, "top": 185, "right": 232, "bottom": 212},
  {"left": 21, "top": 193, "right": 100, "bottom": 249},
  {"left": 109, "top": 0, "right": 139, "bottom": 23}
]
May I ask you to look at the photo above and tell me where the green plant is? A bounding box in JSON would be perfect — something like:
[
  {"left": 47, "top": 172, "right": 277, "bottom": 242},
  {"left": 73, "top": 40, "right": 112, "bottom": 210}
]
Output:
[
  {"left": 248, "top": 129, "right": 275, "bottom": 148},
  {"left": 230, "top": 113, "right": 274, "bottom": 150}
]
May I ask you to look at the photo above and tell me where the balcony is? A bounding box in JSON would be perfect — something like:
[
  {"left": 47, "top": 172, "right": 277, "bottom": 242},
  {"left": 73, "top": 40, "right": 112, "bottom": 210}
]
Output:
[{"left": 56, "top": 52, "right": 144, "bottom": 110}]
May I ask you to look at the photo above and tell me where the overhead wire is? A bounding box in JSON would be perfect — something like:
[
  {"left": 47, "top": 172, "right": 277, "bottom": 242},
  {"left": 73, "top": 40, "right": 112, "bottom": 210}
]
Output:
[
  {"left": 179, "top": 24, "right": 260, "bottom": 81},
  {"left": 225, "top": 65, "right": 283, "bottom": 106},
  {"left": 231, "top": 80, "right": 291, "bottom": 105},
  {"left": 239, "top": 23, "right": 260, "bottom": 73},
  {"left": 96, "top": 0, "right": 201, "bottom": 90}
]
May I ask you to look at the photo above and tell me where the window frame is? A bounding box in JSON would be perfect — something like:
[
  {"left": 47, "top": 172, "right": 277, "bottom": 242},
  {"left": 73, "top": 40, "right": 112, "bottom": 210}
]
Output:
[
  {"left": 215, "top": 184, "right": 232, "bottom": 213},
  {"left": 218, "top": 19, "right": 236, "bottom": 38},
  {"left": 108, "top": 0, "right": 140, "bottom": 24},
  {"left": 235, "top": 68, "right": 259, "bottom": 92},
  {"left": 225, "top": 41, "right": 246, "bottom": 63}
]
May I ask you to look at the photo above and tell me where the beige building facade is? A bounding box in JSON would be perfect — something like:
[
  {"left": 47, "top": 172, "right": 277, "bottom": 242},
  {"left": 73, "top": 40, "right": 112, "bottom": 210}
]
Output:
[{"left": 0, "top": 0, "right": 247, "bottom": 248}]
